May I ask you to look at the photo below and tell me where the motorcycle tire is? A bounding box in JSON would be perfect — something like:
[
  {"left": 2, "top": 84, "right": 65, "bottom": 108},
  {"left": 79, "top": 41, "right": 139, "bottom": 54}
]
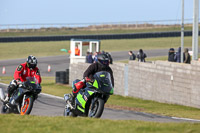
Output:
[
  {"left": 20, "top": 96, "right": 34, "bottom": 115},
  {"left": 88, "top": 98, "right": 104, "bottom": 118}
]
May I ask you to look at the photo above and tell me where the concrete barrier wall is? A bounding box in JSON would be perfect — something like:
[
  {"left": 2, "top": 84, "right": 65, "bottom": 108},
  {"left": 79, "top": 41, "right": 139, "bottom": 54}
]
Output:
[
  {"left": 69, "top": 63, "right": 90, "bottom": 85},
  {"left": 69, "top": 61, "right": 200, "bottom": 108},
  {"left": 110, "top": 63, "right": 126, "bottom": 96}
]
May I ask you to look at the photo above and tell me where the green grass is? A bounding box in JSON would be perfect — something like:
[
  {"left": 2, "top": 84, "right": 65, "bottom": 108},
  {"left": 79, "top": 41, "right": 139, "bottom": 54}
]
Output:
[
  {"left": 108, "top": 95, "right": 200, "bottom": 119},
  {"left": 0, "top": 114, "right": 200, "bottom": 133},
  {"left": 41, "top": 77, "right": 71, "bottom": 96},
  {"left": 1, "top": 76, "right": 200, "bottom": 120},
  {"left": 101, "top": 36, "right": 195, "bottom": 52},
  {"left": 0, "top": 36, "right": 197, "bottom": 60},
  {"left": 0, "top": 41, "right": 70, "bottom": 60}
]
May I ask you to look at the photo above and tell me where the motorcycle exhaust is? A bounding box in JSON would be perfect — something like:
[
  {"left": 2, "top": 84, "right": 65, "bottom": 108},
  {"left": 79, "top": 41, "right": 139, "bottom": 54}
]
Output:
[
  {"left": 64, "top": 94, "right": 74, "bottom": 109},
  {"left": 0, "top": 88, "right": 5, "bottom": 101}
]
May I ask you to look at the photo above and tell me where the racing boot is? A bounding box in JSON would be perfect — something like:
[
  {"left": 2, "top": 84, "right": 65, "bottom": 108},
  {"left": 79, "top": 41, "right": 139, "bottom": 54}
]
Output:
[{"left": 3, "top": 94, "right": 10, "bottom": 103}]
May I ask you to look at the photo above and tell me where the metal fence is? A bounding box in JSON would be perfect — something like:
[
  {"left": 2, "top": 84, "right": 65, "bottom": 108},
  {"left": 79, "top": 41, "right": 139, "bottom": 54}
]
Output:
[
  {"left": 0, "top": 19, "right": 194, "bottom": 32},
  {"left": 0, "top": 31, "right": 197, "bottom": 43}
]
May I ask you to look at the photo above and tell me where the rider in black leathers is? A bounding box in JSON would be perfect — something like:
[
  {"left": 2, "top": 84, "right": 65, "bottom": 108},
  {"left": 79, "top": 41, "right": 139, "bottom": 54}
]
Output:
[{"left": 71, "top": 53, "right": 114, "bottom": 100}]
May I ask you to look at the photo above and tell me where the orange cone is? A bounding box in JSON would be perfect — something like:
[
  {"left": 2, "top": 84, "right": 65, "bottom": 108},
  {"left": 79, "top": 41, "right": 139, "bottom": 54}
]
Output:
[
  {"left": 48, "top": 65, "right": 51, "bottom": 72},
  {"left": 2, "top": 66, "right": 6, "bottom": 74}
]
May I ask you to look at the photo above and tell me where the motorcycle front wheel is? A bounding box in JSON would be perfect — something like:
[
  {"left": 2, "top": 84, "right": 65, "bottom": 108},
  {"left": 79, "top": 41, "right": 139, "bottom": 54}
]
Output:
[
  {"left": 20, "top": 96, "right": 34, "bottom": 115},
  {"left": 88, "top": 98, "right": 104, "bottom": 118}
]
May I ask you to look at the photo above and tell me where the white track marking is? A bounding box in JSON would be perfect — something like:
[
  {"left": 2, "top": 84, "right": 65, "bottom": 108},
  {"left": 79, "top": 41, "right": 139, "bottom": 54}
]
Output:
[
  {"left": 0, "top": 82, "right": 9, "bottom": 86},
  {"left": 171, "top": 117, "right": 200, "bottom": 122},
  {"left": 40, "top": 93, "right": 63, "bottom": 100}
]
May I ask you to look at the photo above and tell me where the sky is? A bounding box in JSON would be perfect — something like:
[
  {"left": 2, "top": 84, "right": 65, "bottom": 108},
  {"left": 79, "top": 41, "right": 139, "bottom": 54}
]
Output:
[{"left": 0, "top": 0, "right": 197, "bottom": 25}]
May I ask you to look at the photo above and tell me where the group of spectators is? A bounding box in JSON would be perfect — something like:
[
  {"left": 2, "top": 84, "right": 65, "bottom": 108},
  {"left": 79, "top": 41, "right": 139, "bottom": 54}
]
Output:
[
  {"left": 129, "top": 49, "right": 147, "bottom": 62},
  {"left": 86, "top": 47, "right": 191, "bottom": 64},
  {"left": 168, "top": 47, "right": 191, "bottom": 64},
  {"left": 86, "top": 51, "right": 113, "bottom": 64},
  {"left": 128, "top": 47, "right": 191, "bottom": 64}
]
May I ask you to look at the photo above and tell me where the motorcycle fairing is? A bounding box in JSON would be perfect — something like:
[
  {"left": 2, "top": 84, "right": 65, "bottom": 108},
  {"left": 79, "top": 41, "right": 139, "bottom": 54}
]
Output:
[
  {"left": 11, "top": 87, "right": 28, "bottom": 103},
  {"left": 75, "top": 88, "right": 95, "bottom": 113}
]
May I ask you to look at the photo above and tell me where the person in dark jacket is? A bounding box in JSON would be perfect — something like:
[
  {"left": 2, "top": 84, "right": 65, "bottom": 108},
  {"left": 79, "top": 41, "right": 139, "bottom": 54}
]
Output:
[
  {"left": 136, "top": 49, "right": 147, "bottom": 62},
  {"left": 86, "top": 52, "right": 94, "bottom": 64},
  {"left": 129, "top": 51, "right": 136, "bottom": 60},
  {"left": 168, "top": 48, "right": 176, "bottom": 62},
  {"left": 70, "top": 53, "right": 114, "bottom": 101},
  {"left": 183, "top": 48, "right": 191, "bottom": 64},
  {"left": 174, "top": 47, "right": 181, "bottom": 63}
]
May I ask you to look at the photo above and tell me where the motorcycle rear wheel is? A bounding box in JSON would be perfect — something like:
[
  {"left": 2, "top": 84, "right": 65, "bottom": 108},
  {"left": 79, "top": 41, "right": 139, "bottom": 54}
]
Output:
[
  {"left": 88, "top": 98, "right": 104, "bottom": 118},
  {"left": 20, "top": 96, "right": 34, "bottom": 115}
]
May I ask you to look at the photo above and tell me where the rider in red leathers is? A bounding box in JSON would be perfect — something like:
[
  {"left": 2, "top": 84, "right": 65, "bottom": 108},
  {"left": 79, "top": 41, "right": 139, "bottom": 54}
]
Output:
[{"left": 4, "top": 55, "right": 42, "bottom": 102}]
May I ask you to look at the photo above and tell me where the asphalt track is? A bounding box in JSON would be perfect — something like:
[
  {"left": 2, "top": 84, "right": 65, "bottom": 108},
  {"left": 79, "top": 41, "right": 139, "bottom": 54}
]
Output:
[
  {"left": 0, "top": 49, "right": 169, "bottom": 77},
  {"left": 0, "top": 83, "right": 200, "bottom": 122}
]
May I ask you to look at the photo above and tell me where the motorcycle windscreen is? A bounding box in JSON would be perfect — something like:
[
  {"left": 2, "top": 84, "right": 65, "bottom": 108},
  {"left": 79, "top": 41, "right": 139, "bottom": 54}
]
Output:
[
  {"left": 25, "top": 77, "right": 41, "bottom": 94},
  {"left": 93, "top": 71, "right": 113, "bottom": 94},
  {"left": 26, "top": 77, "right": 38, "bottom": 84}
]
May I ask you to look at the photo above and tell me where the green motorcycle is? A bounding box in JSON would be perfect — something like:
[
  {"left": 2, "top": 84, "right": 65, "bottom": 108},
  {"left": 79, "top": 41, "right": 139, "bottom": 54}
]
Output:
[{"left": 64, "top": 71, "right": 113, "bottom": 118}]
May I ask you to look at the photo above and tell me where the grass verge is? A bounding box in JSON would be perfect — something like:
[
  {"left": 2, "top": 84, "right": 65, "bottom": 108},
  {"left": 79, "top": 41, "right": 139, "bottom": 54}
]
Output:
[
  {"left": 1, "top": 76, "right": 200, "bottom": 120},
  {"left": 0, "top": 36, "right": 197, "bottom": 60},
  {"left": 1, "top": 114, "right": 200, "bottom": 133},
  {"left": 0, "top": 41, "right": 70, "bottom": 60}
]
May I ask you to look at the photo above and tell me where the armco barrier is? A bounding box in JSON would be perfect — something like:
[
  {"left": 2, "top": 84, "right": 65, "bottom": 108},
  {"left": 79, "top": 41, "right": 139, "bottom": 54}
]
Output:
[{"left": 0, "top": 31, "right": 197, "bottom": 42}]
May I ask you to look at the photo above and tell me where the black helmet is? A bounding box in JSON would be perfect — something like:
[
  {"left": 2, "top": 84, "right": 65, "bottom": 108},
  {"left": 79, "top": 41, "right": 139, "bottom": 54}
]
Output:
[
  {"left": 27, "top": 55, "right": 37, "bottom": 69},
  {"left": 97, "top": 54, "right": 109, "bottom": 67}
]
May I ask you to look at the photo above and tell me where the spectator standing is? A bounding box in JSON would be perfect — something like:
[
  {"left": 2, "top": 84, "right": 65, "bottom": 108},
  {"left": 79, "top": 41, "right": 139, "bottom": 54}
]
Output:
[
  {"left": 128, "top": 51, "right": 136, "bottom": 60},
  {"left": 93, "top": 52, "right": 98, "bottom": 63},
  {"left": 168, "top": 48, "right": 176, "bottom": 62},
  {"left": 86, "top": 52, "right": 94, "bottom": 63},
  {"left": 183, "top": 48, "right": 191, "bottom": 64},
  {"left": 136, "top": 49, "right": 147, "bottom": 62},
  {"left": 174, "top": 47, "right": 181, "bottom": 63},
  {"left": 75, "top": 45, "right": 80, "bottom": 56}
]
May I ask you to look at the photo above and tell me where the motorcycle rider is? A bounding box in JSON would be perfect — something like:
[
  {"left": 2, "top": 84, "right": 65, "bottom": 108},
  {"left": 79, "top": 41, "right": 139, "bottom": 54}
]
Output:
[
  {"left": 4, "top": 55, "right": 42, "bottom": 102},
  {"left": 70, "top": 53, "right": 114, "bottom": 102}
]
